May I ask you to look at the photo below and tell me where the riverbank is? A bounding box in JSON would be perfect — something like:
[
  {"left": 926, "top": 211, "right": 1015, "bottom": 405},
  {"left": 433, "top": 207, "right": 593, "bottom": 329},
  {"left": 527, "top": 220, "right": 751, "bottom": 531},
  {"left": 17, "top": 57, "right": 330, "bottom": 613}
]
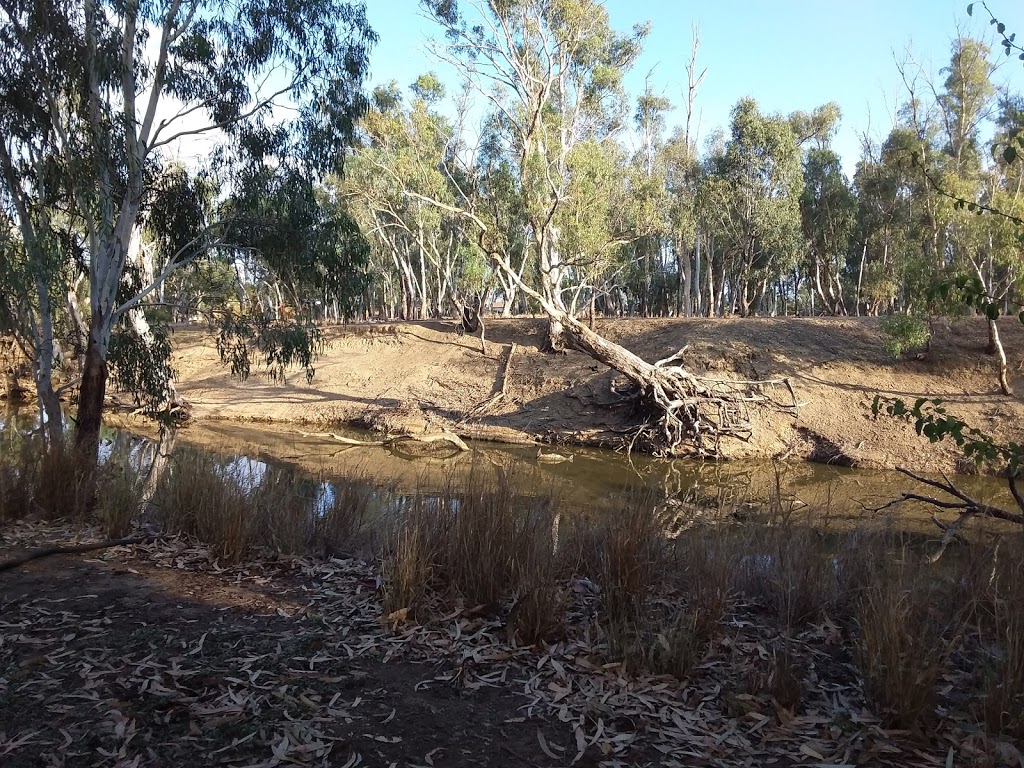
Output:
[{"left": 165, "top": 316, "right": 1024, "bottom": 473}]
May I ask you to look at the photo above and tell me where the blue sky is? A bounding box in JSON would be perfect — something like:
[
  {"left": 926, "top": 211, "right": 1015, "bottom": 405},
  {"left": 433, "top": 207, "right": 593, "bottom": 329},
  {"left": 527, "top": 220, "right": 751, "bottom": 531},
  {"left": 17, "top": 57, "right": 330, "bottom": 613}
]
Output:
[{"left": 364, "top": 1, "right": 1021, "bottom": 177}]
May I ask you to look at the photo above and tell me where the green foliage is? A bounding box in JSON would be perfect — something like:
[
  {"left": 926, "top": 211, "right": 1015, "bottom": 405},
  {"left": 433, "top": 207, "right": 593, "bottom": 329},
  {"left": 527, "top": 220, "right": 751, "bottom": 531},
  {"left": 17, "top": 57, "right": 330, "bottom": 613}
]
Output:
[
  {"left": 107, "top": 321, "right": 176, "bottom": 413},
  {"left": 216, "top": 310, "right": 326, "bottom": 385},
  {"left": 872, "top": 395, "right": 1022, "bottom": 471},
  {"left": 879, "top": 315, "right": 931, "bottom": 358}
]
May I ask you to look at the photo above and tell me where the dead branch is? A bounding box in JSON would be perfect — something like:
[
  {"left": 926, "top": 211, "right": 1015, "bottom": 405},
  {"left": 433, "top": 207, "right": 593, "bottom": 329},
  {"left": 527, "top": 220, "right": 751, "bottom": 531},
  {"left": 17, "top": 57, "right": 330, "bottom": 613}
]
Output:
[
  {"left": 892, "top": 467, "right": 1024, "bottom": 525},
  {"left": 868, "top": 466, "right": 1024, "bottom": 561},
  {"left": 924, "top": 511, "right": 975, "bottom": 564},
  {"left": 0, "top": 535, "right": 156, "bottom": 573},
  {"left": 293, "top": 430, "right": 470, "bottom": 453}
]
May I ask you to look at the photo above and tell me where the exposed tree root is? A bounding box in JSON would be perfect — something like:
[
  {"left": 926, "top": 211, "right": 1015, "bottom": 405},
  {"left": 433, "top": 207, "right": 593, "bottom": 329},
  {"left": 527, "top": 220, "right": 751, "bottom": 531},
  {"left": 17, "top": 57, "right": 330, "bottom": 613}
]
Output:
[
  {"left": 556, "top": 312, "right": 798, "bottom": 457},
  {"left": 464, "top": 343, "right": 517, "bottom": 420},
  {"left": 0, "top": 535, "right": 156, "bottom": 573},
  {"left": 481, "top": 253, "right": 798, "bottom": 458}
]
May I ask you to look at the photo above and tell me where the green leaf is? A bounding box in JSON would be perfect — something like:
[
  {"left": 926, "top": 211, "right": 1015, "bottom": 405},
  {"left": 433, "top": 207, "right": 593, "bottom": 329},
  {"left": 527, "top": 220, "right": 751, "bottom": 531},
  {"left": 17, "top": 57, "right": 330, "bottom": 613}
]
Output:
[
  {"left": 1018, "top": 310, "right": 1024, "bottom": 325},
  {"left": 985, "top": 302, "right": 1001, "bottom": 321},
  {"left": 967, "top": 3, "right": 973, "bottom": 16},
  {"left": 998, "top": 22, "right": 1006, "bottom": 33}
]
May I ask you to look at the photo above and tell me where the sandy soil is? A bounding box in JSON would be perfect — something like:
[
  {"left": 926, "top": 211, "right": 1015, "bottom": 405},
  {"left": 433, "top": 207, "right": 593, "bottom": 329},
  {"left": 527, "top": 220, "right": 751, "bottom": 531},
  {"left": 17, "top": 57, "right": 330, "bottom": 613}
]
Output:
[{"left": 164, "top": 316, "right": 1024, "bottom": 473}]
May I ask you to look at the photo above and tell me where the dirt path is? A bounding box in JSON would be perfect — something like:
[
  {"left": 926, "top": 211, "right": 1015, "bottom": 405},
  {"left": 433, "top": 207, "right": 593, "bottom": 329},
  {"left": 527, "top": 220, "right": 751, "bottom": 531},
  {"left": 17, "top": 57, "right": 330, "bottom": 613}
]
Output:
[{"left": 166, "top": 316, "right": 1024, "bottom": 473}]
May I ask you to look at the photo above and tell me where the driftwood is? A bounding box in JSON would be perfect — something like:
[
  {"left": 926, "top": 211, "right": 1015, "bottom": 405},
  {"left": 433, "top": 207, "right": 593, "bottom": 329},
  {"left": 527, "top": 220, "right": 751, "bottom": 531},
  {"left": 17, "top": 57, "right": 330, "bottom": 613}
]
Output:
[
  {"left": 536, "top": 449, "right": 573, "bottom": 464},
  {"left": 294, "top": 430, "right": 470, "bottom": 452},
  {"left": 0, "top": 535, "right": 155, "bottom": 573}
]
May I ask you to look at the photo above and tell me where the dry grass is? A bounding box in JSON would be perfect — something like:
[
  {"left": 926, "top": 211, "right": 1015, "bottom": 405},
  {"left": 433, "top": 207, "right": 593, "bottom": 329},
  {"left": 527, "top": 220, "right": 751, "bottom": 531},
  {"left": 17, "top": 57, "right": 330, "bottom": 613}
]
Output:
[
  {"left": 95, "top": 462, "right": 144, "bottom": 538},
  {"left": 592, "top": 489, "right": 665, "bottom": 624},
  {"left": 854, "top": 555, "right": 965, "bottom": 731},
  {"left": 155, "top": 450, "right": 253, "bottom": 561},
  {"left": 7, "top": 432, "right": 1024, "bottom": 740},
  {"left": 314, "top": 474, "right": 380, "bottom": 556},
  {"left": 0, "top": 447, "right": 31, "bottom": 522},
  {"left": 0, "top": 437, "right": 94, "bottom": 523},
  {"left": 382, "top": 462, "right": 561, "bottom": 633},
  {"left": 975, "top": 535, "right": 1024, "bottom": 739}
]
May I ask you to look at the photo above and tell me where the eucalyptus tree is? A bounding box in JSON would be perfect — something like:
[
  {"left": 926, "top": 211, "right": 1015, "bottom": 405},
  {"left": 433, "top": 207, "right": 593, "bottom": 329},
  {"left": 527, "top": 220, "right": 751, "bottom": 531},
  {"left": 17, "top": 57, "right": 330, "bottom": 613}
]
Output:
[
  {"left": 557, "top": 138, "right": 638, "bottom": 315},
  {"left": 343, "top": 78, "right": 470, "bottom": 320},
  {"left": 852, "top": 135, "right": 916, "bottom": 315},
  {"left": 699, "top": 99, "right": 804, "bottom": 316},
  {"left": 800, "top": 147, "right": 858, "bottom": 315},
  {"left": 624, "top": 86, "right": 673, "bottom": 316},
  {"left": 422, "top": 0, "right": 647, "bottom": 350},
  {"left": 0, "top": 0, "right": 374, "bottom": 463}
]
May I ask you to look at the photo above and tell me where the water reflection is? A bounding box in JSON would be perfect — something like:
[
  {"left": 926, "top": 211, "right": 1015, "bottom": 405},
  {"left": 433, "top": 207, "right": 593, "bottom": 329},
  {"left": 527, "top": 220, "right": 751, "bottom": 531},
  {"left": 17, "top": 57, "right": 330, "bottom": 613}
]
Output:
[{"left": 2, "top": 405, "right": 1017, "bottom": 532}]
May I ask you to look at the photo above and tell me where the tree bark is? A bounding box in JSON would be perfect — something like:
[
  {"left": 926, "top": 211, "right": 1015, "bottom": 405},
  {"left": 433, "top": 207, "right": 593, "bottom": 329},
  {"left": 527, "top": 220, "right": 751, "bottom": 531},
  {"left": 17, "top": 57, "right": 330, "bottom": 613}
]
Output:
[
  {"left": 74, "top": 312, "right": 108, "bottom": 463},
  {"left": 989, "top": 318, "right": 1012, "bottom": 396}
]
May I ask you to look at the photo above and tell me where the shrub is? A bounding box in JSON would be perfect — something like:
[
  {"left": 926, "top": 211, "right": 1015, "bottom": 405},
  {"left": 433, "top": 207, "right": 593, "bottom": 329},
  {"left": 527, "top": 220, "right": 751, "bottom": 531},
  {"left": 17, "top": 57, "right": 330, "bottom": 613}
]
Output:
[{"left": 879, "top": 315, "right": 930, "bottom": 359}]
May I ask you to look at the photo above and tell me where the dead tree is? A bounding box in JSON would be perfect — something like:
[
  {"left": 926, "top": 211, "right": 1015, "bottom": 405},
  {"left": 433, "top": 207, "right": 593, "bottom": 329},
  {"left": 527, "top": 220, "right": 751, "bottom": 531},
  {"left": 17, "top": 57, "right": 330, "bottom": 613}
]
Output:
[{"left": 490, "top": 253, "right": 796, "bottom": 457}]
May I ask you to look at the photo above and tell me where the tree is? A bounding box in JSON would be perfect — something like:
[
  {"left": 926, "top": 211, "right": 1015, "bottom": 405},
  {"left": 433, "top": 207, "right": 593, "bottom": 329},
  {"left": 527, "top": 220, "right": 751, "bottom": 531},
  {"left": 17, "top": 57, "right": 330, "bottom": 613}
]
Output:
[
  {"left": 0, "top": 0, "right": 375, "bottom": 463},
  {"left": 699, "top": 99, "right": 804, "bottom": 316},
  {"left": 801, "top": 146, "right": 858, "bottom": 315},
  {"left": 422, "top": 0, "right": 647, "bottom": 350}
]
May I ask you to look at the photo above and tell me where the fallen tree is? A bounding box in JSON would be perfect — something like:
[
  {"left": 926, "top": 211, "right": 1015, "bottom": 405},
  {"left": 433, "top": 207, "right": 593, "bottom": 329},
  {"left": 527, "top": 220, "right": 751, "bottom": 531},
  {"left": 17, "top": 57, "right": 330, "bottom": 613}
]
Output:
[{"left": 488, "top": 254, "right": 797, "bottom": 457}]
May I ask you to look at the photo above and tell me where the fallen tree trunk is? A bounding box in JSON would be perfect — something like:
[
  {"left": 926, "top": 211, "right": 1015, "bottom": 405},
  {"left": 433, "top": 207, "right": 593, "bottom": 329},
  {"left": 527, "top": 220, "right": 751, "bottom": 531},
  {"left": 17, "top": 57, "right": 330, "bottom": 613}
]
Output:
[
  {"left": 488, "top": 253, "right": 796, "bottom": 457},
  {"left": 0, "top": 535, "right": 155, "bottom": 573}
]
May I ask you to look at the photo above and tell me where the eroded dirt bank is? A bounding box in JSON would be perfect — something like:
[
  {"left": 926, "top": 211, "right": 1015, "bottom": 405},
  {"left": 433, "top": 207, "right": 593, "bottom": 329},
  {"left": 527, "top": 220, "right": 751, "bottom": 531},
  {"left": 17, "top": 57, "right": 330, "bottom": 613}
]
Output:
[{"left": 165, "top": 316, "right": 1024, "bottom": 474}]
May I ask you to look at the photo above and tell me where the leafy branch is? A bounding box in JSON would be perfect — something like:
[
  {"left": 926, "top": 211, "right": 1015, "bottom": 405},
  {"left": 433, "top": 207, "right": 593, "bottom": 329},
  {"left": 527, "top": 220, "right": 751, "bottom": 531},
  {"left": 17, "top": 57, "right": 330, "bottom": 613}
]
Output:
[
  {"left": 215, "top": 310, "right": 326, "bottom": 385},
  {"left": 872, "top": 395, "right": 1022, "bottom": 471}
]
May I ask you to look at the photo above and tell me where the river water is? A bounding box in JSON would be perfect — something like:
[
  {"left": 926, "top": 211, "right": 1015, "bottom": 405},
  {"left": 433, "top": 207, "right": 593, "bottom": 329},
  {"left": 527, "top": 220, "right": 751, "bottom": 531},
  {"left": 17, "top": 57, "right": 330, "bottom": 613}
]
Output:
[
  {"left": 1, "top": 406, "right": 1016, "bottom": 533},
  {"left": 93, "top": 415, "right": 1017, "bottom": 533}
]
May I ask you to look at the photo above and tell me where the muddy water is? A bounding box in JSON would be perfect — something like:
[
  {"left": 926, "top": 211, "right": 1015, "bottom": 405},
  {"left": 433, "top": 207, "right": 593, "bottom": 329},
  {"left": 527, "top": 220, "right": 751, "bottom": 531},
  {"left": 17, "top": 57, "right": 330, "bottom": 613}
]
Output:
[
  {"left": 1, "top": 403, "right": 1014, "bottom": 532},
  {"left": 95, "top": 415, "right": 1016, "bottom": 533}
]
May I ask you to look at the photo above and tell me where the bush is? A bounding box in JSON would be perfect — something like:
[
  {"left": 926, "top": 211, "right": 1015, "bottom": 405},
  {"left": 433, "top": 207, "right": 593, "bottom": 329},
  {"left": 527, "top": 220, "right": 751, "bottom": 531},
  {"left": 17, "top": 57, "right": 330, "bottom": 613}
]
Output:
[{"left": 879, "top": 315, "right": 930, "bottom": 359}]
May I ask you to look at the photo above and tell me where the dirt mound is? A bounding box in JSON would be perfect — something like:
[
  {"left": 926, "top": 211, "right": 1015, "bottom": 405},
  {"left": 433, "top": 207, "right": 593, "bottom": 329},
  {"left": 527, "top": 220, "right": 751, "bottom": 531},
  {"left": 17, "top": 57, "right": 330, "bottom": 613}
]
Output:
[{"left": 166, "top": 316, "right": 1024, "bottom": 473}]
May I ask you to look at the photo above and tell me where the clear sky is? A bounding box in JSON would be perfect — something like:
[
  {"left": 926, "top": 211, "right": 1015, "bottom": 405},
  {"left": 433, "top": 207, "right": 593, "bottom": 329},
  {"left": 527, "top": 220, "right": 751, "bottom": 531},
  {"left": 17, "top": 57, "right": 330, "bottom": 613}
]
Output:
[{"left": 363, "top": 0, "right": 1022, "bottom": 177}]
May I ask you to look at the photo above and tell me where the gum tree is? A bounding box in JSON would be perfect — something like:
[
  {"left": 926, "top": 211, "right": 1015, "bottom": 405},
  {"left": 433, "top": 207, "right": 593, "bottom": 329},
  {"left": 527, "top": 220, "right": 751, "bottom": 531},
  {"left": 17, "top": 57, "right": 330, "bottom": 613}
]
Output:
[{"left": 0, "top": 0, "right": 375, "bottom": 462}]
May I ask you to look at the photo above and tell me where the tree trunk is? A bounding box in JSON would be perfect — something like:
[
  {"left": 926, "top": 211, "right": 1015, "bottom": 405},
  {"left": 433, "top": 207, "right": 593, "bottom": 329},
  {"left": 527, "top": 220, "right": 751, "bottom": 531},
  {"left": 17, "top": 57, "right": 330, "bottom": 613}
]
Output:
[
  {"left": 681, "top": 238, "right": 693, "bottom": 318},
  {"left": 75, "top": 313, "right": 108, "bottom": 463},
  {"left": 989, "top": 318, "right": 1012, "bottom": 396}
]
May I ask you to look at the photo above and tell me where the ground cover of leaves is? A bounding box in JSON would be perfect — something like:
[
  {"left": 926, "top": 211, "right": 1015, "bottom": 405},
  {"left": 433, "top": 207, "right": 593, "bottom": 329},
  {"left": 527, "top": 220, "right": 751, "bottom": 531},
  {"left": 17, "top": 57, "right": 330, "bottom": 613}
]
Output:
[{"left": 1, "top": 522, "right": 1019, "bottom": 768}]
